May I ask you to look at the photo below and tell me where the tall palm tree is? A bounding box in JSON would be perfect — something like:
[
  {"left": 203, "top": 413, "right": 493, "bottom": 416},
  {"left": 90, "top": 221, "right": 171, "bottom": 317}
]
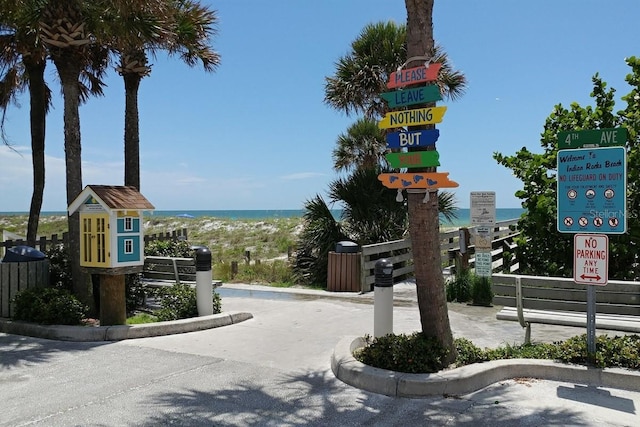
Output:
[
  {"left": 323, "top": 13, "right": 463, "bottom": 362},
  {"left": 0, "top": 1, "right": 51, "bottom": 246},
  {"left": 38, "top": 0, "right": 162, "bottom": 307},
  {"left": 116, "top": 0, "right": 220, "bottom": 190},
  {"left": 405, "top": 0, "right": 455, "bottom": 364}
]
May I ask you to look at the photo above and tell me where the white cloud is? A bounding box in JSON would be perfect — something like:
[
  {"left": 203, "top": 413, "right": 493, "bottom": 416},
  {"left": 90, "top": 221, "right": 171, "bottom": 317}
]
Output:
[{"left": 279, "top": 172, "right": 326, "bottom": 181}]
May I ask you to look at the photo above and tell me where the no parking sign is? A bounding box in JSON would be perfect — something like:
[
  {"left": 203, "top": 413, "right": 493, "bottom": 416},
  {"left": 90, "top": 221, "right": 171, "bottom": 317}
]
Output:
[{"left": 573, "top": 234, "right": 608, "bottom": 286}]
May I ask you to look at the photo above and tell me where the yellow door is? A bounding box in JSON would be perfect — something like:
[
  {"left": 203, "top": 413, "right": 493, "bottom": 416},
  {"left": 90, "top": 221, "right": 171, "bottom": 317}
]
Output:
[{"left": 80, "top": 214, "right": 110, "bottom": 267}]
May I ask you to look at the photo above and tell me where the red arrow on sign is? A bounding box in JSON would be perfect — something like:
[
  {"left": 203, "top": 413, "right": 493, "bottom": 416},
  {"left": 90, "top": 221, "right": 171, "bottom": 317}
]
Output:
[{"left": 580, "top": 274, "right": 602, "bottom": 281}]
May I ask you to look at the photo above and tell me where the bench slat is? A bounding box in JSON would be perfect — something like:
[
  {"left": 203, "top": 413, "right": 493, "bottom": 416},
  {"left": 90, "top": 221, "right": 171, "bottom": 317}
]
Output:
[{"left": 497, "top": 307, "right": 640, "bottom": 333}]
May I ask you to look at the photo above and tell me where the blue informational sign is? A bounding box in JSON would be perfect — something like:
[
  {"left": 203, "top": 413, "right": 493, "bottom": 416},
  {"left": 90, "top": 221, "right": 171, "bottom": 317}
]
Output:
[{"left": 557, "top": 147, "right": 626, "bottom": 234}]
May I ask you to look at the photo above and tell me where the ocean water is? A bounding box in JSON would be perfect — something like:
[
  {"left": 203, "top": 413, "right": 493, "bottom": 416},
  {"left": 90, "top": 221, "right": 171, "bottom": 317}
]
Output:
[{"left": 2, "top": 208, "right": 525, "bottom": 227}]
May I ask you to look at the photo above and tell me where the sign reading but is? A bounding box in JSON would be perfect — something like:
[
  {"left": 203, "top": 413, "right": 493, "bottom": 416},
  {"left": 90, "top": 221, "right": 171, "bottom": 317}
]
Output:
[{"left": 386, "top": 129, "right": 439, "bottom": 148}]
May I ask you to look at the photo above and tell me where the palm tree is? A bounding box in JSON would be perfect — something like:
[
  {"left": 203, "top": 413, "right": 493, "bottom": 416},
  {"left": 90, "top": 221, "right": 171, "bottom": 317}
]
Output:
[
  {"left": 116, "top": 0, "right": 220, "bottom": 190},
  {"left": 323, "top": 12, "right": 464, "bottom": 362},
  {"left": 38, "top": 0, "right": 162, "bottom": 307},
  {"left": 332, "top": 117, "right": 388, "bottom": 172},
  {"left": 404, "top": 0, "right": 455, "bottom": 364},
  {"left": 324, "top": 21, "right": 466, "bottom": 119},
  {"left": 0, "top": 1, "right": 51, "bottom": 246}
]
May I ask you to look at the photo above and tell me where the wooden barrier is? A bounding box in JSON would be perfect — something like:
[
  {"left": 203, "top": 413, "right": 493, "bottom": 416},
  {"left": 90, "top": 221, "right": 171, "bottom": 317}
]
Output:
[{"left": 0, "top": 259, "right": 49, "bottom": 318}]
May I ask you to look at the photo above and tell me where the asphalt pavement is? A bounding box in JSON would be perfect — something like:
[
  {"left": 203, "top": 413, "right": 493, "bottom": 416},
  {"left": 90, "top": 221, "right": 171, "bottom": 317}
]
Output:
[{"left": 2, "top": 282, "right": 640, "bottom": 426}]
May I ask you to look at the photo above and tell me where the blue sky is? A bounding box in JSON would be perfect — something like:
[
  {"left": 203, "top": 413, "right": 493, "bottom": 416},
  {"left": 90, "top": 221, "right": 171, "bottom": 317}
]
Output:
[{"left": 1, "top": 0, "right": 638, "bottom": 211}]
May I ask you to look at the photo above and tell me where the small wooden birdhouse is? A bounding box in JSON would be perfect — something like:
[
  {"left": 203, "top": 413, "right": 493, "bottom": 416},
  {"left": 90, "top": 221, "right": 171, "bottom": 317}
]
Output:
[{"left": 68, "top": 185, "right": 154, "bottom": 272}]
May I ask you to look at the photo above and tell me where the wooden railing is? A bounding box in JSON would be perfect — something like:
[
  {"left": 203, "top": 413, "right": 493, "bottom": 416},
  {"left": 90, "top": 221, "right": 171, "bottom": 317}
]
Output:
[
  {"left": 0, "top": 228, "right": 189, "bottom": 256},
  {"left": 357, "top": 219, "right": 521, "bottom": 293}
]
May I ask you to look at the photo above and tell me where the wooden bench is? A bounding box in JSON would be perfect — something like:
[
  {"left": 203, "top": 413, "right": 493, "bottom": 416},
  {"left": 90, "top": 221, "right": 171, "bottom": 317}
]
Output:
[
  {"left": 142, "top": 256, "right": 222, "bottom": 287},
  {"left": 492, "top": 273, "right": 640, "bottom": 343}
]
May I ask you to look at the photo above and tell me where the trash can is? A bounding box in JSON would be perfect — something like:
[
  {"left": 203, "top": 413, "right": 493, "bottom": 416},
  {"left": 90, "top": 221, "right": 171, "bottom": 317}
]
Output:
[
  {"left": 336, "top": 241, "right": 359, "bottom": 253},
  {"left": 2, "top": 245, "right": 46, "bottom": 263},
  {"left": 327, "top": 241, "right": 361, "bottom": 292}
]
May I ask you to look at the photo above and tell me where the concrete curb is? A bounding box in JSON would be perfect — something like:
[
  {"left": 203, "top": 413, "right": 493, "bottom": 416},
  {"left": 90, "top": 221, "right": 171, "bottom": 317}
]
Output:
[
  {"left": 0, "top": 311, "right": 253, "bottom": 342},
  {"left": 331, "top": 336, "right": 640, "bottom": 398}
]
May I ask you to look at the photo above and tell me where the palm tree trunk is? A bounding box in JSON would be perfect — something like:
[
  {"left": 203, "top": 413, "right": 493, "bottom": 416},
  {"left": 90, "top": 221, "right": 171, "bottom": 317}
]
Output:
[
  {"left": 24, "top": 60, "right": 47, "bottom": 246},
  {"left": 54, "top": 60, "right": 93, "bottom": 312},
  {"left": 405, "top": 0, "right": 455, "bottom": 363},
  {"left": 123, "top": 73, "right": 141, "bottom": 190}
]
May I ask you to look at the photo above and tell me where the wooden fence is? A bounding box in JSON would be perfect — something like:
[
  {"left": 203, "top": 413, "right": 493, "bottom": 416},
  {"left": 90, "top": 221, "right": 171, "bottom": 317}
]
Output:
[
  {"left": 356, "top": 219, "right": 520, "bottom": 293},
  {"left": 0, "top": 259, "right": 49, "bottom": 318},
  {"left": 0, "top": 228, "right": 188, "bottom": 318},
  {"left": 0, "top": 228, "right": 189, "bottom": 256}
]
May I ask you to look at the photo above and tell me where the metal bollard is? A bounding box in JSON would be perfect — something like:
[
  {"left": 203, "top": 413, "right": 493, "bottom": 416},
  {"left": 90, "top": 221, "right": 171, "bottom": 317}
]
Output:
[
  {"left": 374, "top": 258, "right": 394, "bottom": 337},
  {"left": 195, "top": 246, "right": 213, "bottom": 316}
]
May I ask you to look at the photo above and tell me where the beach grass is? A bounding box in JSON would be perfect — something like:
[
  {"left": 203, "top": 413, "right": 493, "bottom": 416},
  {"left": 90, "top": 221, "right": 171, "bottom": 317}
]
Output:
[{"left": 1, "top": 214, "right": 303, "bottom": 284}]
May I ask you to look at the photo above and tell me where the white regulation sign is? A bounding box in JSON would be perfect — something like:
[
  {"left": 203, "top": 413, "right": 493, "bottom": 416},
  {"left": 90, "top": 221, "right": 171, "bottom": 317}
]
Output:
[{"left": 574, "top": 234, "right": 608, "bottom": 286}]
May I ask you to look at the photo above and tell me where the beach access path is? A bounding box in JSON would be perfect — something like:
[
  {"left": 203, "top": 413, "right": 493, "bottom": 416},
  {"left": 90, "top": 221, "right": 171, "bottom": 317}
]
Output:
[{"left": 2, "top": 281, "right": 640, "bottom": 426}]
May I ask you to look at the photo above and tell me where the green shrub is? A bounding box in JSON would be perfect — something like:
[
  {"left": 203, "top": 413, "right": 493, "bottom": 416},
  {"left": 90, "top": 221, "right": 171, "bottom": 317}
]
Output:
[
  {"left": 153, "top": 283, "right": 221, "bottom": 321},
  {"left": 125, "top": 273, "right": 147, "bottom": 314},
  {"left": 354, "top": 332, "right": 449, "bottom": 373},
  {"left": 357, "top": 334, "right": 640, "bottom": 373},
  {"left": 145, "top": 240, "right": 193, "bottom": 257},
  {"left": 446, "top": 268, "right": 472, "bottom": 303},
  {"left": 454, "top": 337, "right": 489, "bottom": 365},
  {"left": 12, "top": 287, "right": 88, "bottom": 325},
  {"left": 45, "top": 244, "right": 72, "bottom": 292},
  {"left": 471, "top": 275, "right": 493, "bottom": 306}
]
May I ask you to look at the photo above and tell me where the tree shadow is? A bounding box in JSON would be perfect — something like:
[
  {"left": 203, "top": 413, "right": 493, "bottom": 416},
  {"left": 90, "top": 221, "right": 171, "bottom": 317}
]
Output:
[
  {"left": 135, "top": 369, "right": 587, "bottom": 426},
  {"left": 0, "top": 333, "right": 108, "bottom": 368}
]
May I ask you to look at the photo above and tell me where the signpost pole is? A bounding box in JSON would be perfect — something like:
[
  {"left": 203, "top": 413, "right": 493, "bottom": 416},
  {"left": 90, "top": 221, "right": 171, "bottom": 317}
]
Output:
[{"left": 586, "top": 285, "right": 596, "bottom": 363}]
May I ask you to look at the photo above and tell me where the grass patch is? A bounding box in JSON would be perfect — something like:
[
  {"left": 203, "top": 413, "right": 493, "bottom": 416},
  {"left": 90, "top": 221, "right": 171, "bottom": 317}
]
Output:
[{"left": 126, "top": 312, "right": 159, "bottom": 325}]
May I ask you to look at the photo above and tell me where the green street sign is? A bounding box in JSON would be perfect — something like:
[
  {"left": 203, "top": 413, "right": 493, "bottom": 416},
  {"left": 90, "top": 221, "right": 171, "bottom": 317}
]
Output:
[
  {"left": 385, "top": 151, "right": 440, "bottom": 169},
  {"left": 557, "top": 127, "right": 627, "bottom": 150}
]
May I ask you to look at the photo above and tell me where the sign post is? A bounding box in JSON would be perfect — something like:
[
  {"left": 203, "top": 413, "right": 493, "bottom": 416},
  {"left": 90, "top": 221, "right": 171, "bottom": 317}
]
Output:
[
  {"left": 557, "top": 128, "right": 626, "bottom": 363},
  {"left": 470, "top": 192, "right": 496, "bottom": 278},
  {"left": 574, "top": 233, "right": 609, "bottom": 358}
]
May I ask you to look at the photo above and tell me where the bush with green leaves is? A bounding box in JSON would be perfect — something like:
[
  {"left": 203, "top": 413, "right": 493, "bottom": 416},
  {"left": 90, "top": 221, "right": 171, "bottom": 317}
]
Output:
[
  {"left": 145, "top": 239, "right": 193, "bottom": 257},
  {"left": 12, "top": 287, "right": 88, "bottom": 325},
  {"left": 355, "top": 332, "right": 449, "bottom": 373},
  {"left": 471, "top": 275, "right": 493, "bottom": 306},
  {"left": 45, "top": 244, "right": 72, "bottom": 292},
  {"left": 358, "top": 333, "right": 640, "bottom": 373},
  {"left": 446, "top": 268, "right": 472, "bottom": 303},
  {"left": 153, "top": 283, "right": 221, "bottom": 321}
]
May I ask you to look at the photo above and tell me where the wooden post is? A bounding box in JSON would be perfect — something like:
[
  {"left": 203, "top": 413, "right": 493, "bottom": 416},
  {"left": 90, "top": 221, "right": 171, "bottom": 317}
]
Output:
[
  {"left": 100, "top": 274, "right": 126, "bottom": 326},
  {"left": 458, "top": 227, "right": 470, "bottom": 271},
  {"left": 231, "top": 261, "right": 238, "bottom": 279}
]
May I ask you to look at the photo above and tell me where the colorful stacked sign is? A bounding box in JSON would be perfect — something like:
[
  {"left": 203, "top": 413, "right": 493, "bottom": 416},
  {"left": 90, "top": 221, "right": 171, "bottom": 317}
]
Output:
[{"left": 377, "top": 61, "right": 457, "bottom": 190}]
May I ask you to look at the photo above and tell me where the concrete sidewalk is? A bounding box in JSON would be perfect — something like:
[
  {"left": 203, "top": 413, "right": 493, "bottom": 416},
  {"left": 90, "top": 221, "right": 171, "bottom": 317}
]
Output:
[{"left": 2, "top": 281, "right": 640, "bottom": 426}]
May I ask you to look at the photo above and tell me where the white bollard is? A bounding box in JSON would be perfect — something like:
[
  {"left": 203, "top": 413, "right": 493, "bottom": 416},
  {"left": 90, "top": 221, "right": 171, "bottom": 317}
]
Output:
[
  {"left": 195, "top": 247, "right": 213, "bottom": 316},
  {"left": 374, "top": 259, "right": 394, "bottom": 337}
]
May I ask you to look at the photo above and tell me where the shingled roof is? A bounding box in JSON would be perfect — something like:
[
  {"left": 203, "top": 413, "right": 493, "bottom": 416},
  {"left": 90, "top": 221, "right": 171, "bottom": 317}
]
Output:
[{"left": 88, "top": 185, "right": 155, "bottom": 210}]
